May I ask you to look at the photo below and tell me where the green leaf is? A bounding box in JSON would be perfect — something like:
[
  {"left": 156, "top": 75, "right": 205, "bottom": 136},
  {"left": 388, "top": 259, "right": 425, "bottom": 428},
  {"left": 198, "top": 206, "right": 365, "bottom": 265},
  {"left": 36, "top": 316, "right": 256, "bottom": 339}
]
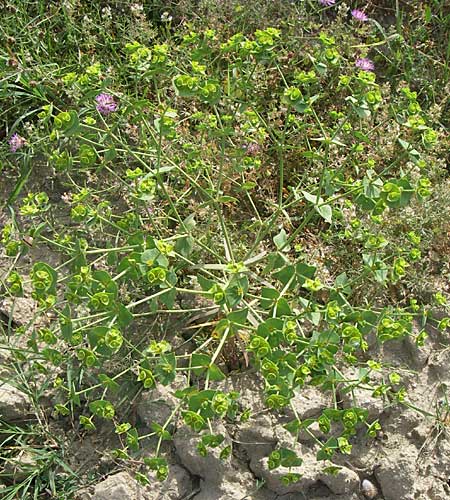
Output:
[
  {"left": 202, "top": 434, "right": 225, "bottom": 447},
  {"left": 355, "top": 193, "right": 376, "bottom": 211},
  {"left": 116, "top": 303, "right": 134, "bottom": 328},
  {"left": 260, "top": 287, "right": 279, "bottom": 309},
  {"left": 197, "top": 275, "right": 215, "bottom": 291},
  {"left": 280, "top": 448, "right": 303, "bottom": 467},
  {"left": 257, "top": 318, "right": 283, "bottom": 340},
  {"left": 144, "top": 456, "right": 168, "bottom": 469},
  {"left": 126, "top": 427, "right": 140, "bottom": 452},
  {"left": 60, "top": 305, "right": 73, "bottom": 342},
  {"left": 398, "top": 138, "right": 411, "bottom": 151},
  {"left": 334, "top": 272, "right": 351, "bottom": 295},
  {"left": 182, "top": 214, "right": 197, "bottom": 231},
  {"left": 89, "top": 400, "right": 115, "bottom": 419},
  {"left": 274, "top": 297, "right": 292, "bottom": 316},
  {"left": 302, "top": 191, "right": 332, "bottom": 222},
  {"left": 295, "top": 262, "right": 316, "bottom": 283},
  {"left": 316, "top": 204, "right": 332, "bottom": 223},
  {"left": 322, "top": 409, "right": 343, "bottom": 421},
  {"left": 355, "top": 105, "right": 371, "bottom": 119},
  {"left": 141, "top": 248, "right": 161, "bottom": 266},
  {"left": 175, "top": 235, "right": 194, "bottom": 257},
  {"left": 220, "top": 445, "right": 231, "bottom": 460},
  {"left": 174, "top": 387, "right": 198, "bottom": 401},
  {"left": 104, "top": 147, "right": 117, "bottom": 162},
  {"left": 217, "top": 195, "right": 238, "bottom": 203},
  {"left": 302, "top": 151, "right": 324, "bottom": 160},
  {"left": 192, "top": 353, "right": 211, "bottom": 375},
  {"left": 299, "top": 418, "right": 315, "bottom": 429},
  {"left": 225, "top": 284, "right": 245, "bottom": 308},
  {"left": 150, "top": 422, "right": 172, "bottom": 440},
  {"left": 188, "top": 390, "right": 217, "bottom": 414},
  {"left": 284, "top": 419, "right": 301, "bottom": 435},
  {"left": 158, "top": 287, "right": 176, "bottom": 308},
  {"left": 293, "top": 100, "right": 310, "bottom": 113},
  {"left": 273, "top": 265, "right": 296, "bottom": 287},
  {"left": 92, "top": 270, "right": 118, "bottom": 296},
  {"left": 7, "top": 161, "right": 33, "bottom": 206},
  {"left": 241, "top": 181, "right": 257, "bottom": 190},
  {"left": 98, "top": 374, "right": 120, "bottom": 393},
  {"left": 199, "top": 79, "right": 221, "bottom": 104},
  {"left": 263, "top": 252, "right": 288, "bottom": 275},
  {"left": 273, "top": 228, "right": 290, "bottom": 252},
  {"left": 316, "top": 437, "right": 338, "bottom": 461},
  {"left": 302, "top": 190, "right": 320, "bottom": 204},
  {"left": 69, "top": 381, "right": 81, "bottom": 407},
  {"left": 207, "top": 364, "right": 226, "bottom": 381},
  {"left": 155, "top": 353, "right": 176, "bottom": 385},
  {"left": 79, "top": 415, "right": 96, "bottom": 430},
  {"left": 227, "top": 308, "right": 248, "bottom": 325}
]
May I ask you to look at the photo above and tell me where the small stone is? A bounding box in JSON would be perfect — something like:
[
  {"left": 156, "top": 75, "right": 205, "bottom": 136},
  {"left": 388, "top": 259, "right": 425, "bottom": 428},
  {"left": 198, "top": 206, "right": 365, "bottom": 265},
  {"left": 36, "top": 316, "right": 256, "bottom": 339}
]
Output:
[
  {"left": 4, "top": 449, "right": 37, "bottom": 481},
  {"left": 193, "top": 479, "right": 258, "bottom": 500},
  {"left": 235, "top": 412, "right": 276, "bottom": 460},
  {"left": 426, "top": 478, "right": 450, "bottom": 500},
  {"left": 0, "top": 383, "right": 33, "bottom": 422},
  {"left": 249, "top": 459, "right": 307, "bottom": 495},
  {"left": 93, "top": 472, "right": 143, "bottom": 500},
  {"left": 290, "top": 385, "right": 331, "bottom": 420},
  {"left": 375, "top": 455, "right": 417, "bottom": 500},
  {"left": 0, "top": 297, "right": 37, "bottom": 327},
  {"left": 137, "top": 374, "right": 185, "bottom": 427},
  {"left": 174, "top": 424, "right": 230, "bottom": 480},
  {"left": 79, "top": 467, "right": 192, "bottom": 500},
  {"left": 174, "top": 424, "right": 256, "bottom": 499},
  {"left": 320, "top": 466, "right": 360, "bottom": 495},
  {"left": 361, "top": 478, "right": 378, "bottom": 499},
  {"left": 74, "top": 491, "right": 92, "bottom": 500},
  {"left": 147, "top": 464, "right": 192, "bottom": 499},
  {"left": 249, "top": 446, "right": 321, "bottom": 496}
]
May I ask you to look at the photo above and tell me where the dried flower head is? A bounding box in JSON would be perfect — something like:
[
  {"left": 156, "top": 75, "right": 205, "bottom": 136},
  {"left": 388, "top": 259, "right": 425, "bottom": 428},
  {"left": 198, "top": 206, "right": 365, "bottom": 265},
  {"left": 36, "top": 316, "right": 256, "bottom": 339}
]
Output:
[
  {"left": 351, "top": 9, "right": 369, "bottom": 21},
  {"left": 355, "top": 57, "right": 375, "bottom": 71},
  {"left": 8, "top": 133, "right": 26, "bottom": 152},
  {"left": 95, "top": 93, "right": 118, "bottom": 115},
  {"left": 319, "top": 0, "right": 336, "bottom": 5},
  {"left": 243, "top": 143, "right": 261, "bottom": 156}
]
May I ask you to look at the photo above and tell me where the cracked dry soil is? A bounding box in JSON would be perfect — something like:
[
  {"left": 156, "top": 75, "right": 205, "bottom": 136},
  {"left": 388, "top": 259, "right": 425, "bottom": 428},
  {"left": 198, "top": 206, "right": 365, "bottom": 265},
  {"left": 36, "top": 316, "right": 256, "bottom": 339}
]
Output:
[{"left": 1, "top": 255, "right": 450, "bottom": 500}]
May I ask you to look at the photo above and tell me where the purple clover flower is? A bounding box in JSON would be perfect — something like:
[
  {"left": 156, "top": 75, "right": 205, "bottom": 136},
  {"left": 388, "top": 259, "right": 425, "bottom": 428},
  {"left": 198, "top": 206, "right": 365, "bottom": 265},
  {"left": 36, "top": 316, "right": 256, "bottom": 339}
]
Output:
[
  {"left": 319, "top": 0, "right": 335, "bottom": 6},
  {"left": 95, "top": 93, "right": 118, "bottom": 115},
  {"left": 355, "top": 57, "right": 375, "bottom": 71},
  {"left": 8, "top": 133, "right": 26, "bottom": 152},
  {"left": 351, "top": 9, "right": 369, "bottom": 22}
]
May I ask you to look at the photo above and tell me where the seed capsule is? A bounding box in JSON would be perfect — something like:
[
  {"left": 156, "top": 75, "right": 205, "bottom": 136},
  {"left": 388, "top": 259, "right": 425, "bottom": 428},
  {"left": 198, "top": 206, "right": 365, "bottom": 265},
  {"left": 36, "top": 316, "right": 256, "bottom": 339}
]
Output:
[{"left": 361, "top": 479, "right": 378, "bottom": 499}]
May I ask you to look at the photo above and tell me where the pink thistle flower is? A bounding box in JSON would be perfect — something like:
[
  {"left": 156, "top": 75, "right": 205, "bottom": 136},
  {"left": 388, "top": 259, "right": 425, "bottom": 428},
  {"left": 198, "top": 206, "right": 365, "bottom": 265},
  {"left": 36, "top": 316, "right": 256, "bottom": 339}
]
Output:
[
  {"left": 95, "top": 93, "right": 118, "bottom": 115},
  {"left": 319, "top": 0, "right": 336, "bottom": 6},
  {"left": 355, "top": 57, "right": 375, "bottom": 71},
  {"left": 351, "top": 9, "right": 369, "bottom": 21},
  {"left": 8, "top": 133, "right": 26, "bottom": 152}
]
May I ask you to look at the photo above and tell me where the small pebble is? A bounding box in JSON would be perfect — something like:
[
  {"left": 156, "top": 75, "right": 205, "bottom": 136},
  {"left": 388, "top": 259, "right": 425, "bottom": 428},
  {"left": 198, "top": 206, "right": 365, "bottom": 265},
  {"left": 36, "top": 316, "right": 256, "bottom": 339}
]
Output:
[{"left": 361, "top": 478, "right": 378, "bottom": 499}]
